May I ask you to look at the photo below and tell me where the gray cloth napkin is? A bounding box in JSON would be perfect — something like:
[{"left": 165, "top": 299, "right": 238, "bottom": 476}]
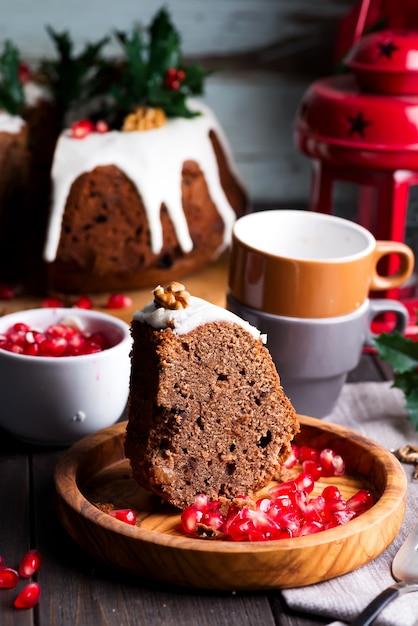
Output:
[{"left": 281, "top": 382, "right": 418, "bottom": 626}]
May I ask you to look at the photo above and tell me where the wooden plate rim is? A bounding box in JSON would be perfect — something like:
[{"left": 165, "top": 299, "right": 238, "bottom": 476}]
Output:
[{"left": 54, "top": 416, "right": 407, "bottom": 554}]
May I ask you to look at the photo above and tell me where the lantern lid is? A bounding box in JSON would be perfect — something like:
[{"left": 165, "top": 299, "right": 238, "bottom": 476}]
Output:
[{"left": 344, "top": 29, "right": 418, "bottom": 94}]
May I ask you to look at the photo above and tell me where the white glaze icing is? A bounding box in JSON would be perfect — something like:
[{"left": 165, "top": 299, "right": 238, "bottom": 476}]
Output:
[
  {"left": 43, "top": 100, "right": 245, "bottom": 263},
  {"left": 134, "top": 295, "right": 265, "bottom": 341},
  {"left": 0, "top": 111, "right": 25, "bottom": 134}
]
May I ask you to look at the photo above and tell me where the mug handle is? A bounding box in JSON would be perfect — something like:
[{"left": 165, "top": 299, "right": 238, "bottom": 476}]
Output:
[
  {"left": 365, "top": 299, "right": 409, "bottom": 347},
  {"left": 369, "top": 241, "right": 415, "bottom": 291}
]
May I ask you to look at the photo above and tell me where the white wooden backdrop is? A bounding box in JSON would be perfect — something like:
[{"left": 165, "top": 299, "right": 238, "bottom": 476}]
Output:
[{"left": 0, "top": 0, "right": 356, "bottom": 205}]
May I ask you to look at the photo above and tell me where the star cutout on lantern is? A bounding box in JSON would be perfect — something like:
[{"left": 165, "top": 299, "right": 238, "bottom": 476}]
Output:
[
  {"left": 347, "top": 112, "right": 372, "bottom": 137},
  {"left": 377, "top": 40, "right": 399, "bottom": 58}
]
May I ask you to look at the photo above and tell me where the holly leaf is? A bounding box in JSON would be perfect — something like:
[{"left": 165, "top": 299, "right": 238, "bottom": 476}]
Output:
[
  {"left": 107, "top": 8, "right": 212, "bottom": 122},
  {"left": 374, "top": 332, "right": 418, "bottom": 372},
  {"left": 0, "top": 40, "right": 25, "bottom": 115},
  {"left": 41, "top": 26, "right": 109, "bottom": 124},
  {"left": 375, "top": 331, "right": 418, "bottom": 430},
  {"left": 404, "top": 388, "right": 418, "bottom": 430}
]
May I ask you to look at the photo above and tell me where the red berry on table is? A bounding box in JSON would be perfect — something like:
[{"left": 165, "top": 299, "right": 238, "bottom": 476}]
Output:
[
  {"left": 14, "top": 582, "right": 41, "bottom": 609},
  {"left": 0, "top": 566, "right": 19, "bottom": 589},
  {"left": 74, "top": 295, "right": 93, "bottom": 309},
  {"left": 106, "top": 293, "right": 133, "bottom": 309},
  {"left": 19, "top": 549, "right": 42, "bottom": 578},
  {"left": 41, "top": 297, "right": 64, "bottom": 308}
]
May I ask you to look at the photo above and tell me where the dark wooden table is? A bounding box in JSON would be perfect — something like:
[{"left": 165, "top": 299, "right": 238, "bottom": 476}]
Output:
[{"left": 0, "top": 351, "right": 393, "bottom": 626}]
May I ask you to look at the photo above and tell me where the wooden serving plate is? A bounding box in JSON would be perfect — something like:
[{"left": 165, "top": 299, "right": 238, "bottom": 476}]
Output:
[{"left": 54, "top": 417, "right": 407, "bottom": 590}]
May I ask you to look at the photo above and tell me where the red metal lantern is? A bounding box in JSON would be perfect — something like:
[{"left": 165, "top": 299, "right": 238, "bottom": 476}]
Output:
[{"left": 294, "top": 23, "right": 418, "bottom": 334}]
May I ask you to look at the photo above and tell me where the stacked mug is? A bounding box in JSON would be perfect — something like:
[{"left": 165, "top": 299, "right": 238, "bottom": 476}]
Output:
[{"left": 227, "top": 210, "right": 415, "bottom": 417}]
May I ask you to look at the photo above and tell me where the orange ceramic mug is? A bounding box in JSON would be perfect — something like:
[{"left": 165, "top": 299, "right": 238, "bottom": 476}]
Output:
[{"left": 228, "top": 210, "right": 415, "bottom": 318}]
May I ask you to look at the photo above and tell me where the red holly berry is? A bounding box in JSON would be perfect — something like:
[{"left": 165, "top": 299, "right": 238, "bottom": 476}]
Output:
[{"left": 164, "top": 67, "right": 186, "bottom": 90}]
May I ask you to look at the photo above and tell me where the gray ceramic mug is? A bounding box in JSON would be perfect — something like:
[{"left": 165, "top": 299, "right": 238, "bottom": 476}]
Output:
[{"left": 226, "top": 292, "right": 408, "bottom": 418}]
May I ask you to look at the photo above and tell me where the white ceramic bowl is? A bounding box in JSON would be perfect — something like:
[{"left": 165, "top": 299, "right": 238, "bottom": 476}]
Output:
[{"left": 0, "top": 308, "right": 131, "bottom": 445}]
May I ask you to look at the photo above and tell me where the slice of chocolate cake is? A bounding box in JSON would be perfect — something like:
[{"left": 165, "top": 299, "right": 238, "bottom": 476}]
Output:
[{"left": 125, "top": 282, "right": 299, "bottom": 509}]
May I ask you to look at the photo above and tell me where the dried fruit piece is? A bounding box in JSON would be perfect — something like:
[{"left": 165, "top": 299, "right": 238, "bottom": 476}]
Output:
[
  {"left": 19, "top": 549, "right": 42, "bottom": 578},
  {"left": 14, "top": 582, "right": 41, "bottom": 609}
]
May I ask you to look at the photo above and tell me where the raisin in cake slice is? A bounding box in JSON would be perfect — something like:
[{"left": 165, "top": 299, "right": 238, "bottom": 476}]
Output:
[{"left": 125, "top": 282, "right": 299, "bottom": 509}]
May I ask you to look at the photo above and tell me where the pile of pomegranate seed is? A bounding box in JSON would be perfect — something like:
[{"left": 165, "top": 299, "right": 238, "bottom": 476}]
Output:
[
  {"left": 70, "top": 119, "right": 110, "bottom": 139},
  {"left": 0, "top": 320, "right": 111, "bottom": 357},
  {"left": 0, "top": 549, "right": 41, "bottom": 609},
  {"left": 180, "top": 445, "right": 375, "bottom": 541}
]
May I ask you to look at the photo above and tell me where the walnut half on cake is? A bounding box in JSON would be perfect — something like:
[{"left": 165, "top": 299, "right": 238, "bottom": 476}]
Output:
[{"left": 124, "top": 283, "right": 299, "bottom": 509}]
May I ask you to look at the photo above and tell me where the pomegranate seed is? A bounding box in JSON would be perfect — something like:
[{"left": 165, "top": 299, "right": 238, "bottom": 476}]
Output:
[
  {"left": 14, "top": 582, "right": 41, "bottom": 609},
  {"left": 269, "top": 480, "right": 297, "bottom": 498},
  {"left": 281, "top": 444, "right": 299, "bottom": 468},
  {"left": 106, "top": 293, "right": 133, "bottom": 309},
  {"left": 322, "top": 485, "right": 342, "bottom": 501},
  {"left": 70, "top": 119, "right": 94, "bottom": 139},
  {"left": 181, "top": 505, "right": 204, "bottom": 534},
  {"left": 109, "top": 509, "right": 137, "bottom": 525},
  {"left": 41, "top": 297, "right": 64, "bottom": 308},
  {"left": 0, "top": 284, "right": 15, "bottom": 299},
  {"left": 176, "top": 69, "right": 186, "bottom": 81},
  {"left": 74, "top": 295, "right": 93, "bottom": 309},
  {"left": 203, "top": 508, "right": 224, "bottom": 531},
  {"left": 38, "top": 336, "right": 68, "bottom": 356},
  {"left": 88, "top": 332, "right": 108, "bottom": 349},
  {"left": 302, "top": 459, "right": 322, "bottom": 480},
  {"left": 299, "top": 521, "right": 324, "bottom": 536},
  {"left": 0, "top": 566, "right": 19, "bottom": 588},
  {"left": 19, "top": 549, "right": 42, "bottom": 578},
  {"left": 346, "top": 489, "right": 374, "bottom": 514},
  {"left": 299, "top": 445, "right": 319, "bottom": 462},
  {"left": 294, "top": 471, "right": 315, "bottom": 494},
  {"left": 95, "top": 119, "right": 109, "bottom": 133},
  {"left": 193, "top": 494, "right": 209, "bottom": 511},
  {"left": 332, "top": 454, "right": 345, "bottom": 476},
  {"left": 319, "top": 448, "right": 338, "bottom": 476}
]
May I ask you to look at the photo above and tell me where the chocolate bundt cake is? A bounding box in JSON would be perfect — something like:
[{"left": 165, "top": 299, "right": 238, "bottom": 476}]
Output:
[
  {"left": 124, "top": 283, "right": 299, "bottom": 509},
  {"left": 43, "top": 101, "right": 247, "bottom": 293}
]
